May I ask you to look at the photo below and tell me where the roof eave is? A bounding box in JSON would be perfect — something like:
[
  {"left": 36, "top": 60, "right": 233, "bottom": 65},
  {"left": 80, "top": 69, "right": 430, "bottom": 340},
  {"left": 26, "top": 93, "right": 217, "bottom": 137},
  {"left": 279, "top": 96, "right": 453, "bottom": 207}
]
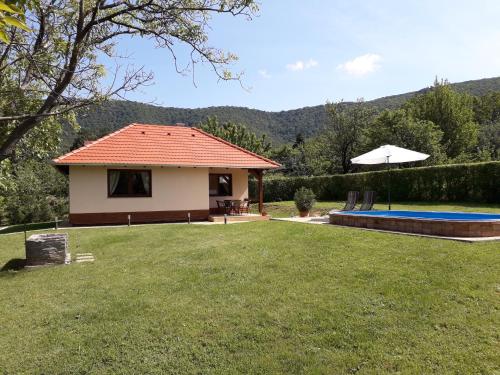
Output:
[{"left": 51, "top": 162, "right": 280, "bottom": 170}]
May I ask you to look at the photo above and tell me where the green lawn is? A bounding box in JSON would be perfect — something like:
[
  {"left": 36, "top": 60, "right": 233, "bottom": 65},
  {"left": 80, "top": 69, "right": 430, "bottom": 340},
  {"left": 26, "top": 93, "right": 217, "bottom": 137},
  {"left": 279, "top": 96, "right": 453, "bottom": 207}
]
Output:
[
  {"left": 256, "top": 200, "right": 500, "bottom": 217},
  {"left": 0, "top": 216, "right": 499, "bottom": 373}
]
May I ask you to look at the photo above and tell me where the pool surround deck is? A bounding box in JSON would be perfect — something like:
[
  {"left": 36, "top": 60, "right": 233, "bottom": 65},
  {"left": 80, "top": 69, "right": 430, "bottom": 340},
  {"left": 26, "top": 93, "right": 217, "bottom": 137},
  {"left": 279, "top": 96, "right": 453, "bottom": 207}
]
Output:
[
  {"left": 272, "top": 216, "right": 500, "bottom": 242},
  {"left": 329, "top": 211, "right": 500, "bottom": 237}
]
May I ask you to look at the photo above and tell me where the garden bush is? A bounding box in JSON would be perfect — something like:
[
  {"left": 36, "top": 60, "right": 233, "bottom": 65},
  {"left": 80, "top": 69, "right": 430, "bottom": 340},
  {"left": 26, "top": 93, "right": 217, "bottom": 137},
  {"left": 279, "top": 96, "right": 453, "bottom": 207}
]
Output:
[
  {"left": 294, "top": 187, "right": 316, "bottom": 212},
  {"left": 250, "top": 161, "right": 500, "bottom": 203}
]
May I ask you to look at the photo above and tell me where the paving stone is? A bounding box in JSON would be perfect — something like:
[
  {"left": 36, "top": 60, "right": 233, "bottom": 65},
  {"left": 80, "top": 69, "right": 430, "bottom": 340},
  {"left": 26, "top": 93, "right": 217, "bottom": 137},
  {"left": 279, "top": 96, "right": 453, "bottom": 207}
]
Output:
[{"left": 75, "top": 258, "right": 95, "bottom": 263}]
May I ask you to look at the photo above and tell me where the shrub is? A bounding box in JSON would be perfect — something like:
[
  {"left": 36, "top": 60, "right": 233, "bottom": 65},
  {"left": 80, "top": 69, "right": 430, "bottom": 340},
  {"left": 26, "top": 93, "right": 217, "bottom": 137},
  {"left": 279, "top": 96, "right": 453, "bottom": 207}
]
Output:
[
  {"left": 1, "top": 160, "right": 68, "bottom": 225},
  {"left": 294, "top": 187, "right": 316, "bottom": 212},
  {"left": 250, "top": 161, "right": 500, "bottom": 203}
]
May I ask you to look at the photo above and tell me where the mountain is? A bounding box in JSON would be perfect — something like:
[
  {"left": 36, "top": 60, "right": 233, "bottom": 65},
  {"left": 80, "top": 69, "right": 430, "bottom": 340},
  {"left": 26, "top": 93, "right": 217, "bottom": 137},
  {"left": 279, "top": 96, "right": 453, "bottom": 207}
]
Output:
[{"left": 71, "top": 76, "right": 500, "bottom": 146}]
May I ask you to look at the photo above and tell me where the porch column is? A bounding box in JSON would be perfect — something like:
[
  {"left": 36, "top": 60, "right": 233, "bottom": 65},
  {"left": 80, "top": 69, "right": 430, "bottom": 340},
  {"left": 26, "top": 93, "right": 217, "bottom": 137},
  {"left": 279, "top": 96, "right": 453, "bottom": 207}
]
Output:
[{"left": 257, "top": 170, "right": 264, "bottom": 214}]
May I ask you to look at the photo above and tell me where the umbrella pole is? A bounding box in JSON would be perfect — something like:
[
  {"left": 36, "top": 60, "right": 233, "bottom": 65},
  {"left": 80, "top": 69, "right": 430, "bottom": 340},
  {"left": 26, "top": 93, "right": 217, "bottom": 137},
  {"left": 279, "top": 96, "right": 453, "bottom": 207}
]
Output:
[{"left": 387, "top": 157, "right": 391, "bottom": 210}]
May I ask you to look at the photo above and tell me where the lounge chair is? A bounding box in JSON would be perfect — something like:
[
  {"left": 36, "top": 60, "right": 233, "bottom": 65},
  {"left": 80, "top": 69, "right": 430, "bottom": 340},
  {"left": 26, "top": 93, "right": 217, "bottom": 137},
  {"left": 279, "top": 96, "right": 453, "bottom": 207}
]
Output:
[
  {"left": 341, "top": 191, "right": 359, "bottom": 211},
  {"left": 358, "top": 191, "right": 376, "bottom": 211}
]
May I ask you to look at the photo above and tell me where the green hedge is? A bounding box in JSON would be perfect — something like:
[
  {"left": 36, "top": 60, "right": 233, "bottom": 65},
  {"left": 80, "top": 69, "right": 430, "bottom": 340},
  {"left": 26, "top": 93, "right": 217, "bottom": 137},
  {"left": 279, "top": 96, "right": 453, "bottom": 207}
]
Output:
[
  {"left": 249, "top": 161, "right": 500, "bottom": 203},
  {"left": 0, "top": 221, "right": 59, "bottom": 235}
]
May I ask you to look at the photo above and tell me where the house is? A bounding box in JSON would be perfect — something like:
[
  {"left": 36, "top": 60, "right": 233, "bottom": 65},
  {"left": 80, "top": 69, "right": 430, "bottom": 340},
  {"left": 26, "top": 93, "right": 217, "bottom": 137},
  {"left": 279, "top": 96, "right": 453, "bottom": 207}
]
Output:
[{"left": 53, "top": 123, "right": 280, "bottom": 225}]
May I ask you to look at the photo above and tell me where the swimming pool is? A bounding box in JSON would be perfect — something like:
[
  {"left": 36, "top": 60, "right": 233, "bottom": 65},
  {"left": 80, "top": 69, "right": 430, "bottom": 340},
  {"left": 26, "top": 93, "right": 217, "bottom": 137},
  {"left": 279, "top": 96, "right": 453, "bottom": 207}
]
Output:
[{"left": 329, "top": 210, "right": 500, "bottom": 237}]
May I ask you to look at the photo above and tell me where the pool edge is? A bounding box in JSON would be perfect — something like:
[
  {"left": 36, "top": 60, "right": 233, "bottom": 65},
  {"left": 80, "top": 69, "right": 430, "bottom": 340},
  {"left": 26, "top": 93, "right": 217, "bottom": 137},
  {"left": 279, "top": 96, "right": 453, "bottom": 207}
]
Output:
[{"left": 329, "top": 212, "right": 500, "bottom": 237}]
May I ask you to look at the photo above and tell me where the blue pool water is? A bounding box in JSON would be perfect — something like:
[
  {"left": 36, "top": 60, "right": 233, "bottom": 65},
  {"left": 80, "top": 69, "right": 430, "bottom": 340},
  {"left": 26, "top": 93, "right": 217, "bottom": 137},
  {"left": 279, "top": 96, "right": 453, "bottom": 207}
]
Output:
[{"left": 334, "top": 210, "right": 500, "bottom": 221}]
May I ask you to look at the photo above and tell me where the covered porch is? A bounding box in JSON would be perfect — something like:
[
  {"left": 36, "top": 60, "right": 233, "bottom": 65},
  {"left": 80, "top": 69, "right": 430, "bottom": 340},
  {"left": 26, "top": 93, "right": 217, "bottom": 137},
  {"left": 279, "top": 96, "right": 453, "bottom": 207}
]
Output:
[{"left": 208, "top": 168, "right": 267, "bottom": 220}]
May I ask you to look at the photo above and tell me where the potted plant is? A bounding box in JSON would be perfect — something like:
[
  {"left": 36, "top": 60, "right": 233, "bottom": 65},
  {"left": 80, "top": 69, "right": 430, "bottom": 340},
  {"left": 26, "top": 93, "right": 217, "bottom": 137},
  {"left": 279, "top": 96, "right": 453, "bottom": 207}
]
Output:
[{"left": 294, "top": 187, "right": 316, "bottom": 217}]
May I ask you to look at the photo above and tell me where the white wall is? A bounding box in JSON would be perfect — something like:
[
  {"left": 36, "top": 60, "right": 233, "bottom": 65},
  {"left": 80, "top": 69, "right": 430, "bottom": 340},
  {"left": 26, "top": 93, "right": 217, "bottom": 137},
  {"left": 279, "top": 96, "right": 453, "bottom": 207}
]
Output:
[
  {"left": 208, "top": 168, "right": 248, "bottom": 209},
  {"left": 69, "top": 166, "right": 249, "bottom": 213},
  {"left": 69, "top": 166, "right": 209, "bottom": 213}
]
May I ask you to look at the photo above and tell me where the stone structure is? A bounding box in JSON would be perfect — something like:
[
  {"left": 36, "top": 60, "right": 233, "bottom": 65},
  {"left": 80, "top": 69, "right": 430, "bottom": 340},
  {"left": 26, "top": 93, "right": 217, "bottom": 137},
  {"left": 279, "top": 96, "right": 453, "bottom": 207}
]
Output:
[
  {"left": 25, "top": 233, "right": 69, "bottom": 266},
  {"left": 329, "top": 212, "right": 500, "bottom": 238}
]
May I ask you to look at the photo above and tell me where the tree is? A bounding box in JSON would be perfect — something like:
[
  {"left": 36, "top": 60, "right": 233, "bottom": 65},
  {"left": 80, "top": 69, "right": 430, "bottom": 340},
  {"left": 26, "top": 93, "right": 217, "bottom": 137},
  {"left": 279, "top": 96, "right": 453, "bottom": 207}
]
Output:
[
  {"left": 268, "top": 143, "right": 318, "bottom": 176},
  {"left": 69, "top": 126, "right": 110, "bottom": 151},
  {"left": 0, "top": 159, "right": 68, "bottom": 224},
  {"left": 405, "top": 79, "right": 479, "bottom": 159},
  {"left": 292, "top": 133, "right": 304, "bottom": 148},
  {"left": 320, "top": 100, "right": 375, "bottom": 174},
  {"left": 473, "top": 92, "right": 500, "bottom": 160},
  {"left": 365, "top": 109, "right": 446, "bottom": 165},
  {"left": 199, "top": 116, "right": 271, "bottom": 156},
  {"left": 0, "top": 0, "right": 258, "bottom": 161},
  {"left": 0, "top": 0, "right": 31, "bottom": 43},
  {"left": 477, "top": 122, "right": 500, "bottom": 161},
  {"left": 473, "top": 92, "right": 500, "bottom": 124}
]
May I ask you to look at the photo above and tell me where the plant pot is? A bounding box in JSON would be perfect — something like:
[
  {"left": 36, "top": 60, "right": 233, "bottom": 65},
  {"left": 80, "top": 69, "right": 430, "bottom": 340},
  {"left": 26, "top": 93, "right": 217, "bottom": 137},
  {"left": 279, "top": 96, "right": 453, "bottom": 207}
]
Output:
[{"left": 299, "top": 210, "right": 309, "bottom": 217}]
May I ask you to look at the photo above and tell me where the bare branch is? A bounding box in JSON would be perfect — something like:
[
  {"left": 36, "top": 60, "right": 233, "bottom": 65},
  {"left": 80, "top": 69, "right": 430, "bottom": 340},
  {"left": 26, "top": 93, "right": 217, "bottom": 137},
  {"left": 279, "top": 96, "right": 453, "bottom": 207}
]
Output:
[{"left": 0, "top": 0, "right": 258, "bottom": 160}]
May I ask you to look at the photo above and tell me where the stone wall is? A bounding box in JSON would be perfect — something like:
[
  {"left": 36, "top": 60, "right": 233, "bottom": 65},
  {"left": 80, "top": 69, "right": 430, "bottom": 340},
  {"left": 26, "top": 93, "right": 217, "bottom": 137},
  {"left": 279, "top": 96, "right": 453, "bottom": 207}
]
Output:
[{"left": 25, "top": 233, "right": 68, "bottom": 266}]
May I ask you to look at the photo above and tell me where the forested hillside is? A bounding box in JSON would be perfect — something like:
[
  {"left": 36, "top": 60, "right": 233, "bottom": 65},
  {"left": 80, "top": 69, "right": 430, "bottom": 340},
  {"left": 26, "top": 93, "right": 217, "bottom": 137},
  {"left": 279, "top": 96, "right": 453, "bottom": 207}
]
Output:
[{"left": 70, "top": 76, "right": 500, "bottom": 146}]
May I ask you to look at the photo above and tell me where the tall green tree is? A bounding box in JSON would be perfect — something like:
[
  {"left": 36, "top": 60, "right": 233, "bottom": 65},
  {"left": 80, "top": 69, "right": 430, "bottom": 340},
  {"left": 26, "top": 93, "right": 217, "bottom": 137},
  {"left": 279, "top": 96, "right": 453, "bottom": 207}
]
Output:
[
  {"left": 365, "top": 109, "right": 446, "bottom": 165},
  {"left": 268, "top": 142, "right": 322, "bottom": 176},
  {"left": 405, "top": 80, "right": 479, "bottom": 159},
  {"left": 199, "top": 116, "right": 271, "bottom": 156},
  {"left": 0, "top": 0, "right": 258, "bottom": 161},
  {"left": 473, "top": 92, "right": 500, "bottom": 160},
  {"left": 319, "top": 100, "right": 375, "bottom": 174},
  {"left": 69, "top": 126, "right": 110, "bottom": 151},
  {"left": 292, "top": 133, "right": 305, "bottom": 148},
  {"left": 0, "top": 159, "right": 68, "bottom": 224}
]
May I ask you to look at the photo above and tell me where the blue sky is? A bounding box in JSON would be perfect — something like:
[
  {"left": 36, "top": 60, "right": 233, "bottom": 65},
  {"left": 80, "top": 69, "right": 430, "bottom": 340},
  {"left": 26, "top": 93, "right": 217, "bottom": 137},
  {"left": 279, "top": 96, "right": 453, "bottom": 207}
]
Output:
[{"left": 108, "top": 0, "right": 500, "bottom": 111}]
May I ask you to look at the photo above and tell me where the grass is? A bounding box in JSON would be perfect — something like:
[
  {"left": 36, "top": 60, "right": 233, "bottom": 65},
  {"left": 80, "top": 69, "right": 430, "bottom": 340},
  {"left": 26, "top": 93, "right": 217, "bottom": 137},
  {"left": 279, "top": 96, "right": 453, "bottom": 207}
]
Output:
[
  {"left": 256, "top": 200, "right": 500, "bottom": 217},
  {"left": 0, "top": 212, "right": 499, "bottom": 373}
]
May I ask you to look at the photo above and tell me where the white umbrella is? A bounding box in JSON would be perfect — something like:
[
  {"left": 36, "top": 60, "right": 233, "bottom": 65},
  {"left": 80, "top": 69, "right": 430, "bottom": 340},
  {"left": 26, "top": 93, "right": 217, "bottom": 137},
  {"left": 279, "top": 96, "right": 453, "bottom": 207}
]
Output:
[{"left": 351, "top": 145, "right": 429, "bottom": 210}]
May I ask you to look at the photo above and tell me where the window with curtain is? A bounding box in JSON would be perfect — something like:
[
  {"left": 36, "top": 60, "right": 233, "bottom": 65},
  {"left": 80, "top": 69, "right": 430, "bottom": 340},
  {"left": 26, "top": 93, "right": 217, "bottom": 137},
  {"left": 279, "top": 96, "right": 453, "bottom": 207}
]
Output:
[
  {"left": 108, "top": 170, "right": 152, "bottom": 197},
  {"left": 209, "top": 174, "right": 232, "bottom": 196}
]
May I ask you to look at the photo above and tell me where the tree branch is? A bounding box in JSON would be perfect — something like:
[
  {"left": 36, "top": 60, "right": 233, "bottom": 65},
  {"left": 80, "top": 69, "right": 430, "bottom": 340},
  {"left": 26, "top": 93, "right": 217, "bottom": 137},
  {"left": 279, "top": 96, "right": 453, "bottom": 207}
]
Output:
[{"left": 0, "top": 0, "right": 257, "bottom": 160}]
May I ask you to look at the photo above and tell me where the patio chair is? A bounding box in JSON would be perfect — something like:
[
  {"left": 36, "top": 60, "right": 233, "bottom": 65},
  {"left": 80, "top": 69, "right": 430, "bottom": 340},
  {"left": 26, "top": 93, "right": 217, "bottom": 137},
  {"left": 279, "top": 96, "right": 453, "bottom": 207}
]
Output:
[
  {"left": 223, "top": 200, "right": 234, "bottom": 215},
  {"left": 239, "top": 199, "right": 250, "bottom": 214},
  {"left": 341, "top": 191, "right": 359, "bottom": 211},
  {"left": 358, "top": 191, "right": 376, "bottom": 211},
  {"left": 232, "top": 200, "right": 242, "bottom": 215},
  {"left": 216, "top": 200, "right": 223, "bottom": 210}
]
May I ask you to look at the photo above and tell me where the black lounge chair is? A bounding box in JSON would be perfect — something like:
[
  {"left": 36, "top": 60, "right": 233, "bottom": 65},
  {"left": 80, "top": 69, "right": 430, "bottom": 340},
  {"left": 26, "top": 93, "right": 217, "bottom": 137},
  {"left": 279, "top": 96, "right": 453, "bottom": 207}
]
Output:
[
  {"left": 342, "top": 191, "right": 359, "bottom": 211},
  {"left": 358, "top": 191, "right": 376, "bottom": 211}
]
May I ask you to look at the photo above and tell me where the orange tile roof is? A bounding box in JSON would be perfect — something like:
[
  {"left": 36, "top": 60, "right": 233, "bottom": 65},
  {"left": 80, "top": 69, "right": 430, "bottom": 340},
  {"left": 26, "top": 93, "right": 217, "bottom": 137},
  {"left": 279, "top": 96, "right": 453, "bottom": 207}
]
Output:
[{"left": 53, "top": 123, "right": 281, "bottom": 169}]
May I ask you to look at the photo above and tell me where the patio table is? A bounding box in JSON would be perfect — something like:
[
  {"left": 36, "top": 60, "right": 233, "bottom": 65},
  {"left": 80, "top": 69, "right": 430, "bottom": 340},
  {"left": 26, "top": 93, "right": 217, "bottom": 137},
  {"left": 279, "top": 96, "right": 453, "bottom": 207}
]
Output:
[
  {"left": 216, "top": 200, "right": 235, "bottom": 215},
  {"left": 216, "top": 200, "right": 250, "bottom": 215},
  {"left": 224, "top": 199, "right": 241, "bottom": 215}
]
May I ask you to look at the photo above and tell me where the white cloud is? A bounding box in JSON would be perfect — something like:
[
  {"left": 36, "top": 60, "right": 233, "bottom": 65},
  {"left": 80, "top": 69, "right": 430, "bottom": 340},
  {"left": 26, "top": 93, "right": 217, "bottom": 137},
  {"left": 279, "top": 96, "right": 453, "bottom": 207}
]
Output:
[
  {"left": 258, "top": 69, "right": 272, "bottom": 79},
  {"left": 286, "top": 58, "right": 319, "bottom": 72},
  {"left": 337, "top": 54, "right": 382, "bottom": 77}
]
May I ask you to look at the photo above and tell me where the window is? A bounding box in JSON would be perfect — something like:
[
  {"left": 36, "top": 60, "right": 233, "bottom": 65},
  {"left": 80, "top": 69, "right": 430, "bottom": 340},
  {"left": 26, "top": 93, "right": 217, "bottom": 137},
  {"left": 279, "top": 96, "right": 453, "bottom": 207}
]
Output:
[
  {"left": 108, "top": 169, "right": 151, "bottom": 197},
  {"left": 209, "top": 174, "right": 232, "bottom": 196}
]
